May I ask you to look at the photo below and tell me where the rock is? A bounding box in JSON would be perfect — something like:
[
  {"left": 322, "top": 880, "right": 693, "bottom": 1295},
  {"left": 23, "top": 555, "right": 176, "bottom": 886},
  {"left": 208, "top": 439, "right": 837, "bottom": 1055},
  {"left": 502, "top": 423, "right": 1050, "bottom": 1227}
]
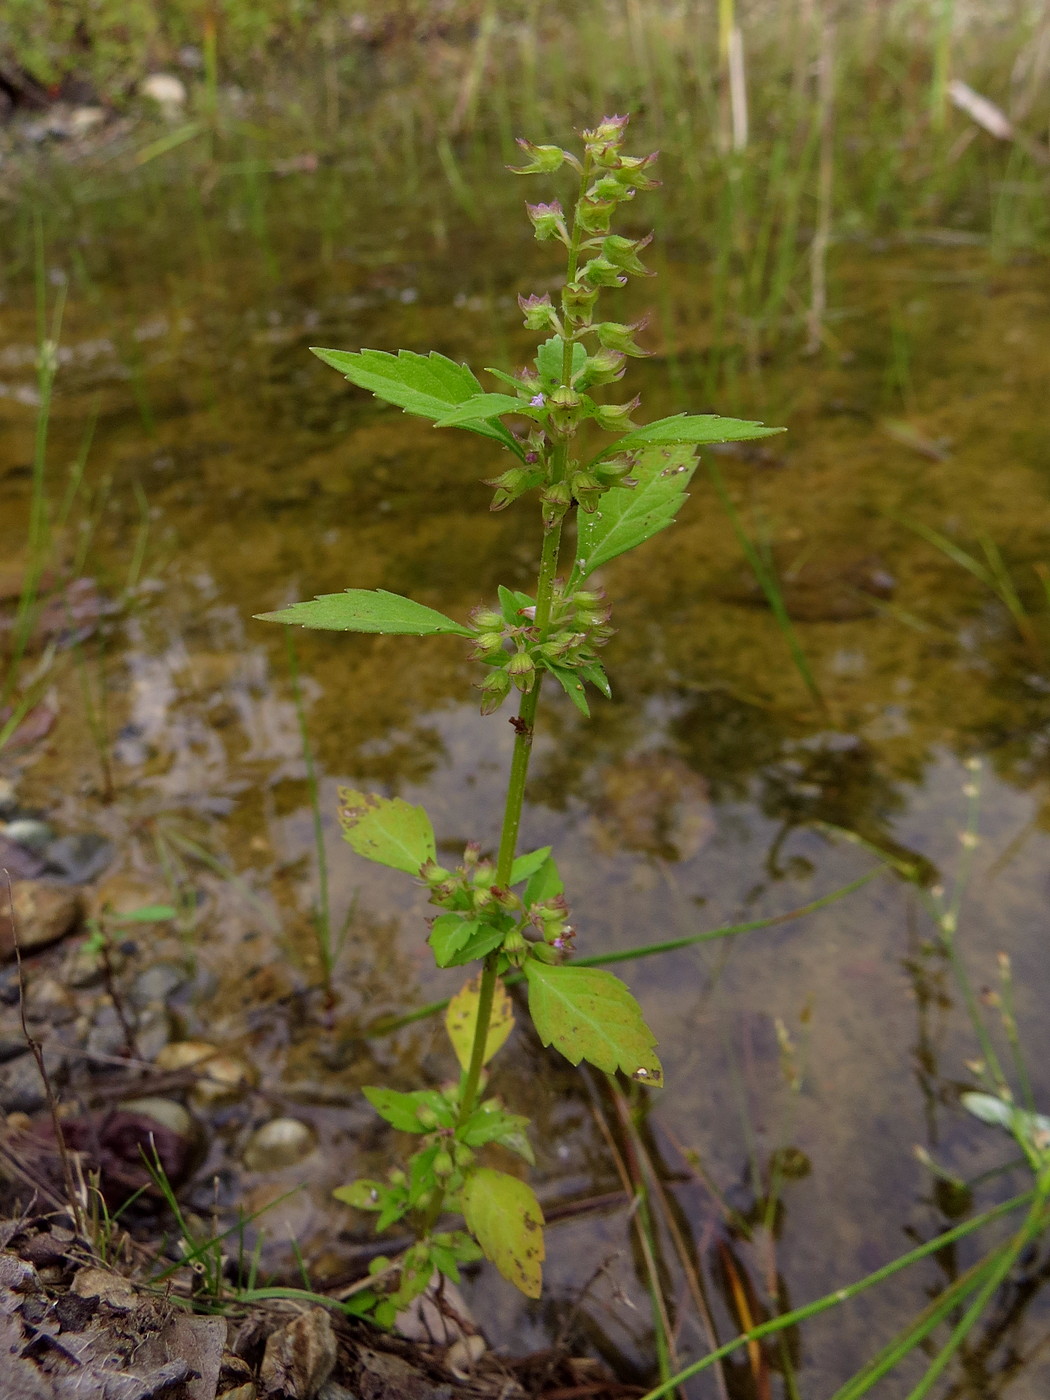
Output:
[
  {"left": 64, "top": 938, "right": 126, "bottom": 988},
  {"left": 0, "top": 881, "right": 82, "bottom": 959},
  {"left": 156, "top": 1040, "right": 257, "bottom": 1107},
  {"left": 0, "top": 778, "right": 17, "bottom": 818},
  {"left": 0, "top": 1046, "right": 66, "bottom": 1113},
  {"left": 139, "top": 73, "right": 187, "bottom": 119},
  {"left": 129, "top": 961, "right": 188, "bottom": 1009},
  {"left": 67, "top": 106, "right": 105, "bottom": 138},
  {"left": 1, "top": 818, "right": 52, "bottom": 851},
  {"left": 118, "top": 1096, "right": 195, "bottom": 1140},
  {"left": 0, "top": 832, "right": 45, "bottom": 879},
  {"left": 89, "top": 874, "right": 173, "bottom": 922},
  {"left": 242, "top": 1118, "right": 316, "bottom": 1172},
  {"left": 43, "top": 832, "right": 115, "bottom": 883}
]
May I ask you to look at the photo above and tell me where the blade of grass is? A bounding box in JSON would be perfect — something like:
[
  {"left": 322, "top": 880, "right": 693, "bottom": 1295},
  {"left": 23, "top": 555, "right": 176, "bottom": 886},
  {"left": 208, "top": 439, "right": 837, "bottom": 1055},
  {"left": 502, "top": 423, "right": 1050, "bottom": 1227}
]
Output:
[{"left": 636, "top": 1191, "right": 1034, "bottom": 1400}]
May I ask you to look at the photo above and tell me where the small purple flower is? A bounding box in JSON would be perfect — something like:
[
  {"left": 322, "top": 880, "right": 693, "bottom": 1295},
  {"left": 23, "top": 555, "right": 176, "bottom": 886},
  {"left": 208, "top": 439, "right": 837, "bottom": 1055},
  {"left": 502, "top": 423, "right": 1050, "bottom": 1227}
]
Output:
[{"left": 530, "top": 393, "right": 546, "bottom": 407}]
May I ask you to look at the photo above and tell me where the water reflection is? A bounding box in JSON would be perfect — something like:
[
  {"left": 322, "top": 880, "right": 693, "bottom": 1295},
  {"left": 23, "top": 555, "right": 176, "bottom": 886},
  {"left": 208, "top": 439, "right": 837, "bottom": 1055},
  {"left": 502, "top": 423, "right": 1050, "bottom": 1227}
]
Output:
[{"left": 1, "top": 172, "right": 1050, "bottom": 1393}]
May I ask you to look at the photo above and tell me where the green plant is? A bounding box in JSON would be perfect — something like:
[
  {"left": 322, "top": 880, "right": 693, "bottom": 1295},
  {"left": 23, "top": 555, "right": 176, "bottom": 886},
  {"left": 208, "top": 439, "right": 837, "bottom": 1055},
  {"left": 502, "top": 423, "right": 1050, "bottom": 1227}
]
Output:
[{"left": 256, "top": 115, "right": 783, "bottom": 1325}]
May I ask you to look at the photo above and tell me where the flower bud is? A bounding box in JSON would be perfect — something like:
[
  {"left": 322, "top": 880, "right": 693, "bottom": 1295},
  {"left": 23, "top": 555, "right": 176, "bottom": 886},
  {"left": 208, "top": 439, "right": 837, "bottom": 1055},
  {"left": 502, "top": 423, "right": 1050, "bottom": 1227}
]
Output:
[
  {"left": 570, "top": 470, "right": 603, "bottom": 513},
  {"left": 541, "top": 480, "right": 572, "bottom": 526},
  {"left": 575, "top": 194, "right": 616, "bottom": 233},
  {"left": 594, "top": 452, "right": 638, "bottom": 485},
  {"left": 601, "top": 233, "right": 654, "bottom": 276},
  {"left": 483, "top": 466, "right": 542, "bottom": 512},
  {"left": 479, "top": 668, "right": 511, "bottom": 715},
  {"left": 471, "top": 632, "right": 506, "bottom": 661},
  {"left": 491, "top": 885, "right": 522, "bottom": 913},
  {"left": 525, "top": 202, "right": 567, "bottom": 242},
  {"left": 518, "top": 292, "right": 558, "bottom": 331},
  {"left": 596, "top": 318, "right": 651, "bottom": 357},
  {"left": 562, "top": 279, "right": 599, "bottom": 322},
  {"left": 470, "top": 607, "right": 504, "bottom": 632},
  {"left": 416, "top": 1106, "right": 439, "bottom": 1130},
  {"left": 506, "top": 650, "right": 536, "bottom": 692},
  {"left": 579, "top": 257, "right": 627, "bottom": 289},
  {"left": 590, "top": 174, "right": 635, "bottom": 203},
  {"left": 530, "top": 941, "right": 561, "bottom": 964},
  {"left": 593, "top": 396, "right": 642, "bottom": 432},
  {"left": 510, "top": 139, "right": 567, "bottom": 174},
  {"left": 574, "top": 347, "right": 626, "bottom": 389},
  {"left": 433, "top": 1149, "right": 454, "bottom": 1177},
  {"left": 503, "top": 929, "right": 527, "bottom": 956}
]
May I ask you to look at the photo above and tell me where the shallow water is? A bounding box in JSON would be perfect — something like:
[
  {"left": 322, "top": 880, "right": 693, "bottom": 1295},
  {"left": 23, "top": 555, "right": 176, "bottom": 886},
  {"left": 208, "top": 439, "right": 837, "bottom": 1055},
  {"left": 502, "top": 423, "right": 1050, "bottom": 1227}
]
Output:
[{"left": 2, "top": 153, "right": 1050, "bottom": 1394}]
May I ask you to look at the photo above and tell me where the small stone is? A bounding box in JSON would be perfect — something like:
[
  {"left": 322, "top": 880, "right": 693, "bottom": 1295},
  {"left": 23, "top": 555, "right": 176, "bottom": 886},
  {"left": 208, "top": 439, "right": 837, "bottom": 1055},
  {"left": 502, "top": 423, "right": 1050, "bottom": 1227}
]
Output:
[
  {"left": 64, "top": 939, "right": 125, "bottom": 989},
  {"left": 0, "top": 881, "right": 82, "bottom": 959},
  {"left": 0, "top": 778, "right": 17, "bottom": 817},
  {"left": 243, "top": 1118, "right": 316, "bottom": 1172},
  {"left": 26, "top": 976, "right": 77, "bottom": 1021},
  {"left": 156, "top": 1040, "right": 257, "bottom": 1106},
  {"left": 118, "top": 1096, "right": 195, "bottom": 1139},
  {"left": 129, "top": 961, "right": 188, "bottom": 1009},
  {"left": 446, "top": 1334, "right": 486, "bottom": 1378},
  {"left": 1, "top": 818, "right": 53, "bottom": 851},
  {"left": 43, "top": 832, "right": 115, "bottom": 884},
  {"left": 0, "top": 1046, "right": 66, "bottom": 1113},
  {"left": 219, "top": 1387, "right": 258, "bottom": 1400},
  {"left": 139, "top": 73, "right": 187, "bottom": 119}
]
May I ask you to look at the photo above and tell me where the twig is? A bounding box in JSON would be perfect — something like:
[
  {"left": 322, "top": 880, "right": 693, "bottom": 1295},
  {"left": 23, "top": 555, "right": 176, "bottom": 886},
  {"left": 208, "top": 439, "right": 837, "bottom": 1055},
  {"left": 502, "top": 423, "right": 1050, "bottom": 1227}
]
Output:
[{"left": 4, "top": 870, "right": 86, "bottom": 1236}]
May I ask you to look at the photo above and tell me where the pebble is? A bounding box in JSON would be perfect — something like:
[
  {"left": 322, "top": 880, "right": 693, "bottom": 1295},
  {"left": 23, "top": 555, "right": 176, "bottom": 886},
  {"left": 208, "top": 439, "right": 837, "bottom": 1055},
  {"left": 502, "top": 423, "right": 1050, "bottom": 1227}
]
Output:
[
  {"left": 242, "top": 1117, "right": 316, "bottom": 1172},
  {"left": 155, "top": 1040, "right": 257, "bottom": 1107},
  {"left": 0, "top": 1046, "right": 66, "bottom": 1113},
  {"left": 64, "top": 940, "right": 126, "bottom": 989},
  {"left": 129, "top": 961, "right": 188, "bottom": 1009},
  {"left": 43, "top": 832, "right": 115, "bottom": 884},
  {"left": 1, "top": 819, "right": 52, "bottom": 851},
  {"left": 0, "top": 779, "right": 17, "bottom": 818},
  {"left": 0, "top": 882, "right": 82, "bottom": 960},
  {"left": 118, "top": 1096, "right": 195, "bottom": 1140}
]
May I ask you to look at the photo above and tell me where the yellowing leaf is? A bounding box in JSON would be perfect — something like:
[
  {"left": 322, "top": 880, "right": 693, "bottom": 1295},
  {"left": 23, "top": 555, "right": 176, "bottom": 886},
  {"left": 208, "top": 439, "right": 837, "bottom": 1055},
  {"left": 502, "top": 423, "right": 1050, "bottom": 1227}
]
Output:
[
  {"left": 446, "top": 974, "right": 514, "bottom": 1072},
  {"left": 523, "top": 961, "right": 663, "bottom": 1086},
  {"left": 462, "top": 1167, "right": 545, "bottom": 1298},
  {"left": 337, "top": 789, "right": 435, "bottom": 874}
]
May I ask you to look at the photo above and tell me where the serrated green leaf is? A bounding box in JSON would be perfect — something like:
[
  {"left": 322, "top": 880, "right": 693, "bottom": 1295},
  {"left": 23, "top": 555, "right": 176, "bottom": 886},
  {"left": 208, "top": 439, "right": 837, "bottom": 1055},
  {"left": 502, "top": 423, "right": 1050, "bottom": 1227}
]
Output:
[
  {"left": 458, "top": 1106, "right": 534, "bottom": 1163},
  {"left": 445, "top": 973, "right": 515, "bottom": 1071},
  {"left": 311, "top": 346, "right": 523, "bottom": 456},
  {"left": 109, "top": 904, "right": 178, "bottom": 923},
  {"left": 524, "top": 855, "right": 563, "bottom": 908},
  {"left": 485, "top": 366, "right": 525, "bottom": 390},
  {"left": 536, "top": 337, "right": 587, "bottom": 388},
  {"left": 510, "top": 847, "right": 552, "bottom": 886},
  {"left": 256, "top": 588, "right": 472, "bottom": 636},
  {"left": 407, "top": 1143, "right": 441, "bottom": 1205},
  {"left": 361, "top": 1086, "right": 429, "bottom": 1132},
  {"left": 332, "top": 1179, "right": 388, "bottom": 1210},
  {"left": 462, "top": 1167, "right": 545, "bottom": 1298},
  {"left": 429, "top": 913, "right": 481, "bottom": 967},
  {"left": 605, "top": 412, "right": 785, "bottom": 453},
  {"left": 580, "top": 662, "right": 612, "bottom": 699},
  {"left": 498, "top": 585, "right": 535, "bottom": 626},
  {"left": 454, "top": 920, "right": 510, "bottom": 965},
  {"left": 435, "top": 393, "right": 540, "bottom": 426},
  {"left": 429, "top": 1244, "right": 462, "bottom": 1283},
  {"left": 523, "top": 961, "right": 663, "bottom": 1086},
  {"left": 362, "top": 1085, "right": 456, "bottom": 1132},
  {"left": 338, "top": 789, "right": 436, "bottom": 874},
  {"left": 572, "top": 444, "right": 698, "bottom": 584},
  {"left": 544, "top": 661, "right": 590, "bottom": 715}
]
